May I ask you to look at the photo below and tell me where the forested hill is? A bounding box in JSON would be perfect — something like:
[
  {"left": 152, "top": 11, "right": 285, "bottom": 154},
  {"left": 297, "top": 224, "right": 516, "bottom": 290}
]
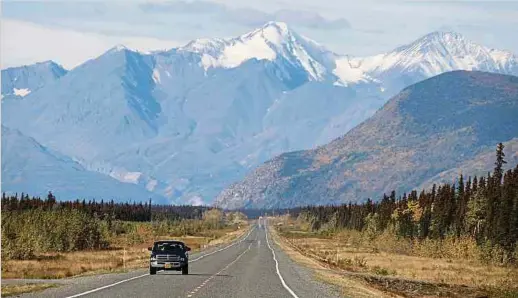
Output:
[{"left": 216, "top": 71, "right": 518, "bottom": 209}]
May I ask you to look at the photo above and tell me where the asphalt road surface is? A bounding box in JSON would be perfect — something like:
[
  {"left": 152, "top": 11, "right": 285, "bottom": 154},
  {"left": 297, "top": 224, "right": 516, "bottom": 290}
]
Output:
[{"left": 17, "top": 219, "right": 341, "bottom": 298}]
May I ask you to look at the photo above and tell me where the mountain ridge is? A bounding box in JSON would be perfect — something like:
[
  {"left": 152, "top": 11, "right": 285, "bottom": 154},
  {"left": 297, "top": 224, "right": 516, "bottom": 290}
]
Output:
[
  {"left": 1, "top": 60, "right": 67, "bottom": 99},
  {"left": 215, "top": 71, "right": 518, "bottom": 209}
]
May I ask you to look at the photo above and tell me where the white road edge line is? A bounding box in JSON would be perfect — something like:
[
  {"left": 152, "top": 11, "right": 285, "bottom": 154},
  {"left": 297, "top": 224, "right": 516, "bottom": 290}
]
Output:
[
  {"left": 265, "top": 220, "right": 299, "bottom": 298},
  {"left": 65, "top": 274, "right": 148, "bottom": 298},
  {"left": 65, "top": 225, "right": 256, "bottom": 298}
]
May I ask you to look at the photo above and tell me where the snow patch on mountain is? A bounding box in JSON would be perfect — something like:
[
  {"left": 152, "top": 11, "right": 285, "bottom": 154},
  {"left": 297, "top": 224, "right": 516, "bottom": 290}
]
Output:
[
  {"left": 13, "top": 88, "right": 31, "bottom": 97},
  {"left": 152, "top": 68, "right": 161, "bottom": 84},
  {"left": 333, "top": 57, "right": 372, "bottom": 85},
  {"left": 146, "top": 180, "right": 158, "bottom": 191},
  {"left": 109, "top": 171, "right": 143, "bottom": 184}
]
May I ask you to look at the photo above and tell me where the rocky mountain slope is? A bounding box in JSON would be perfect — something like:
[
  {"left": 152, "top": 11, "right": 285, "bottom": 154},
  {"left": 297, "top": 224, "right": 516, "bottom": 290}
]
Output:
[
  {"left": 1, "top": 126, "right": 166, "bottom": 202},
  {"left": 1, "top": 61, "right": 67, "bottom": 100},
  {"left": 2, "top": 22, "right": 518, "bottom": 203},
  {"left": 215, "top": 71, "right": 518, "bottom": 209}
]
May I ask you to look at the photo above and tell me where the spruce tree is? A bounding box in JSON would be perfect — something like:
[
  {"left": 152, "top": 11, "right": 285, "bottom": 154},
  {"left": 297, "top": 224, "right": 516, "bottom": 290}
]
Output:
[
  {"left": 494, "top": 143, "right": 507, "bottom": 183},
  {"left": 497, "top": 170, "right": 514, "bottom": 258},
  {"left": 486, "top": 144, "right": 507, "bottom": 242},
  {"left": 431, "top": 186, "right": 447, "bottom": 239},
  {"left": 455, "top": 174, "right": 466, "bottom": 236},
  {"left": 511, "top": 165, "right": 518, "bottom": 258},
  {"left": 479, "top": 176, "right": 486, "bottom": 192}
]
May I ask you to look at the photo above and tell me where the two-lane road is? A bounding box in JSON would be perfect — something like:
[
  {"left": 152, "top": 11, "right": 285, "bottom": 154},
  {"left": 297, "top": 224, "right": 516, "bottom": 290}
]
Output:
[{"left": 19, "top": 220, "right": 341, "bottom": 298}]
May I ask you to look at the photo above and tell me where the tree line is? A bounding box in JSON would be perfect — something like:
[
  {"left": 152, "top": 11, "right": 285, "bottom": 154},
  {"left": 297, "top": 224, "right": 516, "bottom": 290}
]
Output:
[
  {"left": 294, "top": 143, "right": 518, "bottom": 263},
  {"left": 1, "top": 195, "right": 242, "bottom": 260},
  {"left": 237, "top": 207, "right": 303, "bottom": 219},
  {"left": 1, "top": 193, "right": 215, "bottom": 222}
]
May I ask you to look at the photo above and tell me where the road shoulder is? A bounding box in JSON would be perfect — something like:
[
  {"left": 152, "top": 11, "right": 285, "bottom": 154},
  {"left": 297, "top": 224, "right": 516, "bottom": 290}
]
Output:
[{"left": 268, "top": 225, "right": 397, "bottom": 298}]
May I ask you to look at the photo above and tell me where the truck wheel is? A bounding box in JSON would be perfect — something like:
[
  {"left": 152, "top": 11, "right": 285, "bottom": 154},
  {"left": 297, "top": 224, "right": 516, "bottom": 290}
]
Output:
[
  {"left": 150, "top": 266, "right": 157, "bottom": 275},
  {"left": 182, "top": 265, "right": 189, "bottom": 275}
]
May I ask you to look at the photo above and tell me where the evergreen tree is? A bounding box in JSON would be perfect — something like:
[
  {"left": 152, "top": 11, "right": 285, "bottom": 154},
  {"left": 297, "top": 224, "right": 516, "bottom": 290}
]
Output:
[
  {"left": 494, "top": 143, "right": 507, "bottom": 183},
  {"left": 497, "top": 169, "right": 515, "bottom": 261},
  {"left": 511, "top": 165, "right": 518, "bottom": 259},
  {"left": 455, "top": 174, "right": 466, "bottom": 236},
  {"left": 486, "top": 144, "right": 507, "bottom": 242}
]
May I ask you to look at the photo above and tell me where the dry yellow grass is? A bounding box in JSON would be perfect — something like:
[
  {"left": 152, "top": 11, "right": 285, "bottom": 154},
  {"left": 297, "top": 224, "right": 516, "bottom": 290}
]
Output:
[
  {"left": 2, "top": 247, "right": 150, "bottom": 279},
  {"left": 204, "top": 226, "right": 248, "bottom": 246},
  {"left": 285, "top": 236, "right": 518, "bottom": 290},
  {"left": 271, "top": 218, "right": 518, "bottom": 297},
  {"left": 2, "top": 225, "right": 249, "bottom": 280},
  {"left": 1, "top": 283, "right": 58, "bottom": 297},
  {"left": 268, "top": 225, "right": 397, "bottom": 298}
]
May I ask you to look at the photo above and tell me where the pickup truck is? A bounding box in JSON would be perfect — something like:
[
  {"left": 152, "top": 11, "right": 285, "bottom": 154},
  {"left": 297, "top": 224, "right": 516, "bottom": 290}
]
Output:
[{"left": 148, "top": 240, "right": 191, "bottom": 275}]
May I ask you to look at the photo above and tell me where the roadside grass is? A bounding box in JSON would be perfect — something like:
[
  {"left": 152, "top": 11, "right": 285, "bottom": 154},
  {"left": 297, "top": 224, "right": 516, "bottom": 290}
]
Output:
[
  {"left": 2, "top": 225, "right": 249, "bottom": 279},
  {"left": 267, "top": 225, "right": 395, "bottom": 298},
  {"left": 1, "top": 283, "right": 58, "bottom": 297},
  {"left": 273, "top": 220, "right": 518, "bottom": 297}
]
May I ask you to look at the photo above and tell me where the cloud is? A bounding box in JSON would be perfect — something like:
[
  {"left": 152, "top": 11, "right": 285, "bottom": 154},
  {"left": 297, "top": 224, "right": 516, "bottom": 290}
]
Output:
[
  {"left": 139, "top": 0, "right": 226, "bottom": 14},
  {"left": 1, "top": 19, "right": 184, "bottom": 69},
  {"left": 273, "top": 9, "right": 350, "bottom": 29},
  {"left": 223, "top": 8, "right": 271, "bottom": 27},
  {"left": 140, "top": 0, "right": 351, "bottom": 30}
]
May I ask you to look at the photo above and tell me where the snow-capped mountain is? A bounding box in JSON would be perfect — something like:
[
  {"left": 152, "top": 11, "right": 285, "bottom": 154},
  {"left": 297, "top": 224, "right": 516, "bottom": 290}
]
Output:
[
  {"left": 182, "top": 24, "right": 518, "bottom": 90},
  {"left": 1, "top": 61, "right": 67, "bottom": 99},
  {"left": 352, "top": 31, "right": 518, "bottom": 93},
  {"left": 362, "top": 31, "right": 517, "bottom": 76},
  {"left": 2, "top": 22, "right": 518, "bottom": 204},
  {"left": 181, "top": 22, "right": 337, "bottom": 83}
]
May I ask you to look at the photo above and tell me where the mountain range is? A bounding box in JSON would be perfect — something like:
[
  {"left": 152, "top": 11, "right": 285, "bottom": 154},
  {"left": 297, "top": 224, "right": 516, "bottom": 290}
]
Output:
[
  {"left": 1, "top": 126, "right": 163, "bottom": 201},
  {"left": 2, "top": 22, "right": 518, "bottom": 204},
  {"left": 215, "top": 71, "right": 518, "bottom": 208}
]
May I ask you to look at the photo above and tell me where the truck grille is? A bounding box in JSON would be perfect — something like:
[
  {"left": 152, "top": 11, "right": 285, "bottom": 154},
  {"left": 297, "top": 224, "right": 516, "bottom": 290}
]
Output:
[{"left": 156, "top": 255, "right": 180, "bottom": 262}]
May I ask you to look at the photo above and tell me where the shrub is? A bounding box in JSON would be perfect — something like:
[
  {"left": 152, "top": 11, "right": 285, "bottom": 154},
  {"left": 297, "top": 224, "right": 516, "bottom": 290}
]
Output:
[{"left": 2, "top": 209, "right": 108, "bottom": 260}]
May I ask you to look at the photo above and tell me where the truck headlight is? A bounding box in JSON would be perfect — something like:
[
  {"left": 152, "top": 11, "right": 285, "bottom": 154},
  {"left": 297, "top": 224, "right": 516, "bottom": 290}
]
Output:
[
  {"left": 150, "top": 255, "right": 157, "bottom": 261},
  {"left": 180, "top": 257, "right": 185, "bottom": 261}
]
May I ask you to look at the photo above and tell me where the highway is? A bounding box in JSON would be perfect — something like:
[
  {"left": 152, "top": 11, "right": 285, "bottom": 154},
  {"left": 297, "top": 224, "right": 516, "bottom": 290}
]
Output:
[{"left": 19, "top": 219, "right": 341, "bottom": 298}]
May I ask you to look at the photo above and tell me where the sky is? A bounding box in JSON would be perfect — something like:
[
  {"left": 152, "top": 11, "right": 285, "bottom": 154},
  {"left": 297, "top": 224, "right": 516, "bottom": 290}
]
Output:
[{"left": 2, "top": 0, "right": 518, "bottom": 69}]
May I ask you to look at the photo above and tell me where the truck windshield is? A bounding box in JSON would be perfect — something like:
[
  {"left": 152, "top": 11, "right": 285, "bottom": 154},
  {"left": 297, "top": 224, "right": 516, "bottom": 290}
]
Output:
[{"left": 153, "top": 242, "right": 185, "bottom": 253}]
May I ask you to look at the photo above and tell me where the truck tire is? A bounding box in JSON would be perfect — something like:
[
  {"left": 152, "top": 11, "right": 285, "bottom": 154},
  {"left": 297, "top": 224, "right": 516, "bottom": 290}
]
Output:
[
  {"left": 150, "top": 266, "right": 157, "bottom": 275},
  {"left": 182, "top": 264, "right": 189, "bottom": 275}
]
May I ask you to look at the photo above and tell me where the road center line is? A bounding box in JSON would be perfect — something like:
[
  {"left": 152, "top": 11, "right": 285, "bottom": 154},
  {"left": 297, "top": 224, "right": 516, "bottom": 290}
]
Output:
[
  {"left": 264, "top": 220, "right": 299, "bottom": 298},
  {"left": 190, "top": 226, "right": 255, "bottom": 262},
  {"left": 65, "top": 225, "right": 255, "bottom": 298},
  {"left": 186, "top": 240, "right": 254, "bottom": 297}
]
